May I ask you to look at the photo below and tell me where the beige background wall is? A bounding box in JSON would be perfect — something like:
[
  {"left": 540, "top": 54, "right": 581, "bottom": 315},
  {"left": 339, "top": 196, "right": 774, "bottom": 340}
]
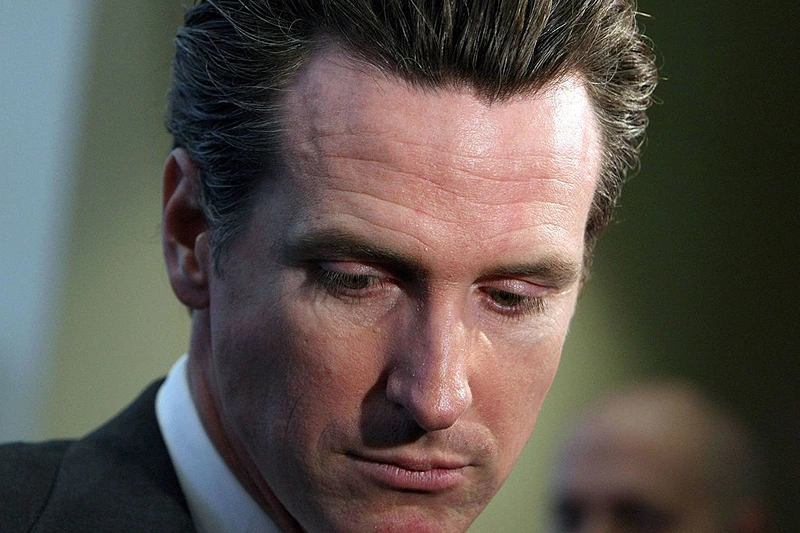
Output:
[{"left": 47, "top": 1, "right": 188, "bottom": 439}]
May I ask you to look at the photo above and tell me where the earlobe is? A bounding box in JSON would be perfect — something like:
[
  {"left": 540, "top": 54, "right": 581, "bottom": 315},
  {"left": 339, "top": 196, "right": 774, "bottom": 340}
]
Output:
[{"left": 162, "top": 148, "right": 211, "bottom": 310}]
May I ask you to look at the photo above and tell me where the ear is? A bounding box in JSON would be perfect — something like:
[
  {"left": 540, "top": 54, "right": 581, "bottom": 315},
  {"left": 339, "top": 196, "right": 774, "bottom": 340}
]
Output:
[{"left": 162, "top": 148, "right": 211, "bottom": 310}]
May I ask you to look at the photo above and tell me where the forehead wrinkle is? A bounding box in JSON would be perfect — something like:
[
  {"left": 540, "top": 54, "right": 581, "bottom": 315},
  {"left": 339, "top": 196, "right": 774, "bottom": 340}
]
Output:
[
  {"left": 305, "top": 155, "right": 587, "bottom": 246},
  {"left": 314, "top": 152, "right": 587, "bottom": 217},
  {"left": 283, "top": 58, "right": 600, "bottom": 225},
  {"left": 323, "top": 132, "right": 573, "bottom": 177},
  {"left": 319, "top": 128, "right": 593, "bottom": 186},
  {"left": 318, "top": 212, "right": 441, "bottom": 255},
  {"left": 288, "top": 141, "right": 589, "bottom": 268},
  {"left": 319, "top": 181, "right": 574, "bottom": 242},
  {"left": 309, "top": 125, "right": 596, "bottom": 194},
  {"left": 288, "top": 54, "right": 599, "bottom": 176}
]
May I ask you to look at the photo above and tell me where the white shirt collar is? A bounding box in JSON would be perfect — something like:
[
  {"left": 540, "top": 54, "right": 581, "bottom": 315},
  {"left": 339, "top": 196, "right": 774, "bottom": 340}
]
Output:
[{"left": 156, "top": 355, "right": 281, "bottom": 533}]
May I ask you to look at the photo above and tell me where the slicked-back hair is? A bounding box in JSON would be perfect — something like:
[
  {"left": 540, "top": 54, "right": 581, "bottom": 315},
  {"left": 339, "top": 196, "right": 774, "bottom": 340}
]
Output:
[{"left": 167, "top": 0, "right": 658, "bottom": 272}]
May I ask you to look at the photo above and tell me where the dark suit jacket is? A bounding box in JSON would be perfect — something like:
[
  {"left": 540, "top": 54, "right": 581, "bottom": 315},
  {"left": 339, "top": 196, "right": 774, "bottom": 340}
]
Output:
[{"left": 0, "top": 380, "right": 196, "bottom": 532}]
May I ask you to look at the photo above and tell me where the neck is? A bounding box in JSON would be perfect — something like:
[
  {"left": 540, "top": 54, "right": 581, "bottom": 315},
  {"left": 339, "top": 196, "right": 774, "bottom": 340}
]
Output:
[{"left": 186, "top": 311, "right": 305, "bottom": 533}]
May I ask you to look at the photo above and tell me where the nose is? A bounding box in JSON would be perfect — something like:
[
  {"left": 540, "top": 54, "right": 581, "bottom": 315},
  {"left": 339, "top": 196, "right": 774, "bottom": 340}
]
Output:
[{"left": 385, "top": 302, "right": 473, "bottom": 432}]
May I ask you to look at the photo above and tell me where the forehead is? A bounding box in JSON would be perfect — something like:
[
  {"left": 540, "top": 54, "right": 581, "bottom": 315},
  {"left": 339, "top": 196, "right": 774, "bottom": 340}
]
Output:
[
  {"left": 273, "top": 46, "right": 601, "bottom": 271},
  {"left": 281, "top": 47, "right": 600, "bottom": 179}
]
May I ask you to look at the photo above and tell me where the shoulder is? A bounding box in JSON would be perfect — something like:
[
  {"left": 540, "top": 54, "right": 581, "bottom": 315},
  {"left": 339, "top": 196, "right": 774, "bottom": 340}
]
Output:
[
  {"left": 0, "top": 439, "right": 73, "bottom": 533},
  {"left": 0, "top": 380, "right": 195, "bottom": 533}
]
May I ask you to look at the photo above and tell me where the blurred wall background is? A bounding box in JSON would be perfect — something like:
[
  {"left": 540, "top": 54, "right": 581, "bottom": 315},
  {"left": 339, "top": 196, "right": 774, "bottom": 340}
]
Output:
[
  {"left": 1, "top": 2, "right": 797, "bottom": 531},
  {"left": 1, "top": 0, "right": 93, "bottom": 446}
]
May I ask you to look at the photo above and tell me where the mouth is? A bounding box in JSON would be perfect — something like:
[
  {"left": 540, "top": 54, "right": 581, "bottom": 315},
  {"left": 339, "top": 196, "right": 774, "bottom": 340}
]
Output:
[{"left": 348, "top": 452, "right": 470, "bottom": 492}]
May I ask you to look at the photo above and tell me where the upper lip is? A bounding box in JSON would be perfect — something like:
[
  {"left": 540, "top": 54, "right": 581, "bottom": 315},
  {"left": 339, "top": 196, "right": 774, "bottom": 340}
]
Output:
[{"left": 349, "top": 451, "right": 470, "bottom": 471}]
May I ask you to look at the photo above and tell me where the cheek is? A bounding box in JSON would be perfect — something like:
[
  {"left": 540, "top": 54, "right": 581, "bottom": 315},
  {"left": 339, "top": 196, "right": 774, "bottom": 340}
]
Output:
[
  {"left": 229, "top": 298, "right": 386, "bottom": 447},
  {"left": 474, "top": 331, "right": 565, "bottom": 473}
]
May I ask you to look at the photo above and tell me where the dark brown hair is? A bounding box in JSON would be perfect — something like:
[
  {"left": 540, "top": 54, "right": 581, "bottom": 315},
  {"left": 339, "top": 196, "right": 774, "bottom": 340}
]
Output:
[{"left": 167, "top": 0, "right": 658, "bottom": 271}]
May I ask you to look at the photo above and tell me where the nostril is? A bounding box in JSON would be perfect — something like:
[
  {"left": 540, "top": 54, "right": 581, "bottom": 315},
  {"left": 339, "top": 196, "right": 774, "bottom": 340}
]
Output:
[{"left": 386, "top": 366, "right": 472, "bottom": 432}]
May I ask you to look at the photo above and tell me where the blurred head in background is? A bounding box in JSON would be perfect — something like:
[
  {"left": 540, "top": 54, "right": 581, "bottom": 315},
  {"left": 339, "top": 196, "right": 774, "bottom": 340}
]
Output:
[{"left": 550, "top": 381, "right": 770, "bottom": 533}]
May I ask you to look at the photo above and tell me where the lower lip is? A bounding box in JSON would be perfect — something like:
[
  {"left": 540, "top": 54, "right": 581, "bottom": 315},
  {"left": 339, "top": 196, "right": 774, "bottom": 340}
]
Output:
[{"left": 350, "top": 456, "right": 467, "bottom": 492}]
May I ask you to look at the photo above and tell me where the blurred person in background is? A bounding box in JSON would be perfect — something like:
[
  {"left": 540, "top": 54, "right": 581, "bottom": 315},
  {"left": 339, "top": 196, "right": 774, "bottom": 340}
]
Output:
[{"left": 550, "top": 380, "right": 771, "bottom": 533}]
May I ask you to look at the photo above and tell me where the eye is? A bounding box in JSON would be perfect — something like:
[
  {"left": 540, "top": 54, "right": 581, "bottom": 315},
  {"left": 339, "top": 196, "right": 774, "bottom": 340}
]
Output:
[{"left": 480, "top": 280, "right": 548, "bottom": 318}]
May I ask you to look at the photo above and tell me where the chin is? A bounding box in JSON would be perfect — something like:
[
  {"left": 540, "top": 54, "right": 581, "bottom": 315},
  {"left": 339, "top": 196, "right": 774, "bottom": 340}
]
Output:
[{"left": 320, "top": 503, "right": 480, "bottom": 533}]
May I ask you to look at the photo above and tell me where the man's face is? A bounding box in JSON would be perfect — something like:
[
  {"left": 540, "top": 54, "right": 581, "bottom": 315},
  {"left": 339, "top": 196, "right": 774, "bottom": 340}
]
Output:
[{"left": 204, "top": 48, "right": 601, "bottom": 533}]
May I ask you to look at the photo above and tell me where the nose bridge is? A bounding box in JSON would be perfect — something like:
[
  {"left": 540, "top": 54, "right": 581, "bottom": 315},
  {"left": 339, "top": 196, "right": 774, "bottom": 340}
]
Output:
[{"left": 386, "top": 295, "right": 473, "bottom": 431}]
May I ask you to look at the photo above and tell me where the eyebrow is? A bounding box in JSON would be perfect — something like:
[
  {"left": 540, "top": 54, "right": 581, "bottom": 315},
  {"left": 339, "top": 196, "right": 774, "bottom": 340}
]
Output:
[
  {"left": 280, "top": 230, "right": 425, "bottom": 277},
  {"left": 482, "top": 259, "right": 583, "bottom": 289},
  {"left": 281, "top": 229, "right": 583, "bottom": 289}
]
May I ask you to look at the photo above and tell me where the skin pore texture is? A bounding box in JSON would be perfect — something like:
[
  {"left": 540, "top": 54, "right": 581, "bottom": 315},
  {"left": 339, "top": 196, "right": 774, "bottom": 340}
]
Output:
[{"left": 164, "top": 46, "right": 602, "bottom": 533}]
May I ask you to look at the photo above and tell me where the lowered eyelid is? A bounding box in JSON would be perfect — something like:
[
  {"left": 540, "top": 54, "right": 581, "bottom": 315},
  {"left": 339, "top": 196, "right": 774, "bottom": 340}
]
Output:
[
  {"left": 316, "top": 268, "right": 376, "bottom": 290},
  {"left": 479, "top": 278, "right": 551, "bottom": 299}
]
